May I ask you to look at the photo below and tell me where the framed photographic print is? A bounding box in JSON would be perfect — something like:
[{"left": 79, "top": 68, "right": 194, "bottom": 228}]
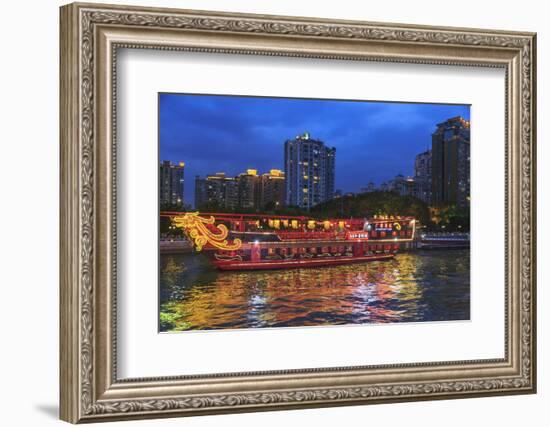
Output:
[{"left": 60, "top": 2, "right": 537, "bottom": 423}]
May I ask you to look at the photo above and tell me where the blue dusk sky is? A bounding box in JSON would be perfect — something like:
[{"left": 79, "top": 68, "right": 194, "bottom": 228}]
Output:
[{"left": 159, "top": 93, "right": 470, "bottom": 206}]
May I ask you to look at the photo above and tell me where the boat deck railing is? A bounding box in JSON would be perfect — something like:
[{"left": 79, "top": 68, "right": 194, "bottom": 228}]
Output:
[{"left": 277, "top": 231, "right": 347, "bottom": 241}]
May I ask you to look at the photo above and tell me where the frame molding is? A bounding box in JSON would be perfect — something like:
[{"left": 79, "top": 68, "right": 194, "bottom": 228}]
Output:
[{"left": 60, "top": 2, "right": 536, "bottom": 423}]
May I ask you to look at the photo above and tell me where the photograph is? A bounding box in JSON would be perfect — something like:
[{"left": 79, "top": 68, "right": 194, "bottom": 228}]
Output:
[{"left": 158, "top": 93, "right": 471, "bottom": 332}]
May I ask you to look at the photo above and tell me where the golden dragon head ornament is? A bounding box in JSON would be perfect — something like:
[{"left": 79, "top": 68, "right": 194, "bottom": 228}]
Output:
[{"left": 172, "top": 212, "right": 242, "bottom": 252}]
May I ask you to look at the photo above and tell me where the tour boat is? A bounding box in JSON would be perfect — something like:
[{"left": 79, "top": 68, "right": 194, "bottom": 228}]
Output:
[{"left": 163, "top": 211, "right": 417, "bottom": 271}]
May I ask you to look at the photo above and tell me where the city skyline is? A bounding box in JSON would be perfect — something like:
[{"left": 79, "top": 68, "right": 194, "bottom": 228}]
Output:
[{"left": 159, "top": 93, "right": 471, "bottom": 206}]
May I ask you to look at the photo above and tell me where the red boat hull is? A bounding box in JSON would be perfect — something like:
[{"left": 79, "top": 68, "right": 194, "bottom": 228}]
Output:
[{"left": 213, "top": 253, "right": 395, "bottom": 271}]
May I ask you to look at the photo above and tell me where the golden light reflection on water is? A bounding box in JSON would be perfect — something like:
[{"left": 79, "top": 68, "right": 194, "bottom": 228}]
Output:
[{"left": 159, "top": 250, "right": 469, "bottom": 332}]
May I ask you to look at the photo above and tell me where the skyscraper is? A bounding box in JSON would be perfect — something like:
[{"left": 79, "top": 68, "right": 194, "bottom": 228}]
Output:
[
  {"left": 260, "top": 169, "right": 286, "bottom": 209},
  {"left": 431, "top": 116, "right": 470, "bottom": 208},
  {"left": 160, "top": 161, "right": 185, "bottom": 208},
  {"left": 194, "top": 169, "right": 286, "bottom": 212},
  {"left": 194, "top": 172, "right": 238, "bottom": 210},
  {"left": 284, "top": 132, "right": 336, "bottom": 210},
  {"left": 236, "top": 169, "right": 261, "bottom": 210},
  {"left": 194, "top": 175, "right": 207, "bottom": 209},
  {"left": 414, "top": 149, "right": 432, "bottom": 204},
  {"left": 389, "top": 174, "right": 416, "bottom": 197}
]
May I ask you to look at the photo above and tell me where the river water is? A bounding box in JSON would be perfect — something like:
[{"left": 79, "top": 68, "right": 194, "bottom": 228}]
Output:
[{"left": 159, "top": 249, "right": 470, "bottom": 332}]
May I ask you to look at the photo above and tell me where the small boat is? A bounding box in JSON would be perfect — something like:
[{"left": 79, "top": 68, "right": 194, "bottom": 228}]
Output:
[
  {"left": 164, "top": 212, "right": 417, "bottom": 271},
  {"left": 418, "top": 233, "right": 470, "bottom": 249}
]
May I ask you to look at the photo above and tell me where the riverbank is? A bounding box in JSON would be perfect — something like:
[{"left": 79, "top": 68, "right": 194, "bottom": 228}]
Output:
[
  {"left": 160, "top": 239, "right": 193, "bottom": 253},
  {"left": 159, "top": 231, "right": 471, "bottom": 254}
]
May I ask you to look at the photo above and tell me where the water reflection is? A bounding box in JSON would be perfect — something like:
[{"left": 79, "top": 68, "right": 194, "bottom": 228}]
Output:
[{"left": 159, "top": 250, "right": 470, "bottom": 332}]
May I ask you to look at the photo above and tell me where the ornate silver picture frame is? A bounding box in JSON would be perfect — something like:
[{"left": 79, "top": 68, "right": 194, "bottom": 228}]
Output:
[{"left": 60, "top": 2, "right": 536, "bottom": 423}]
